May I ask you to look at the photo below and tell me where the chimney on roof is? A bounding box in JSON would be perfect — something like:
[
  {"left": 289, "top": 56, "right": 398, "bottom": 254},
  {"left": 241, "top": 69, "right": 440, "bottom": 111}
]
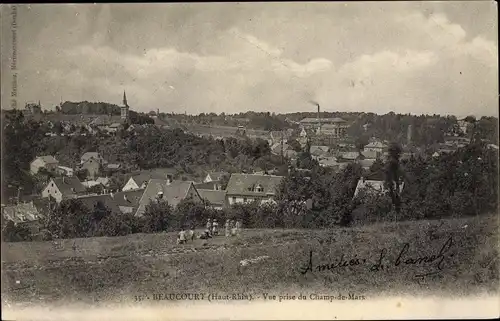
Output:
[
  {"left": 62, "top": 176, "right": 66, "bottom": 184},
  {"left": 124, "top": 194, "right": 128, "bottom": 202}
]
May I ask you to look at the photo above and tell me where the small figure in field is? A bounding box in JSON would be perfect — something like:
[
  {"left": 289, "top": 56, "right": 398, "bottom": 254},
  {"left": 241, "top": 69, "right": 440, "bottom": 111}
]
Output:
[
  {"left": 189, "top": 226, "right": 195, "bottom": 242},
  {"left": 235, "top": 220, "right": 242, "bottom": 236},
  {"left": 224, "top": 219, "right": 230, "bottom": 237},
  {"left": 212, "top": 219, "right": 219, "bottom": 236},
  {"left": 201, "top": 220, "right": 212, "bottom": 239},
  {"left": 206, "top": 219, "right": 212, "bottom": 236},
  {"left": 230, "top": 220, "right": 237, "bottom": 236},
  {"left": 177, "top": 228, "right": 187, "bottom": 245}
]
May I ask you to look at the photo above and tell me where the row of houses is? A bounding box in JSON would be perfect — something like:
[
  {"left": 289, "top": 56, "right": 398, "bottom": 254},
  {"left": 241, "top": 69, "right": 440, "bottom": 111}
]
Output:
[
  {"left": 2, "top": 169, "right": 286, "bottom": 230},
  {"left": 4, "top": 162, "right": 405, "bottom": 235},
  {"left": 30, "top": 152, "right": 122, "bottom": 179}
]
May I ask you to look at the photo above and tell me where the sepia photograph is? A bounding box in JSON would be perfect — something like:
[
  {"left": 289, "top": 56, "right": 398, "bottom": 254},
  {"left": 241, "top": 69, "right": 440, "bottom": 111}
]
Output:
[{"left": 1, "top": 2, "right": 498, "bottom": 320}]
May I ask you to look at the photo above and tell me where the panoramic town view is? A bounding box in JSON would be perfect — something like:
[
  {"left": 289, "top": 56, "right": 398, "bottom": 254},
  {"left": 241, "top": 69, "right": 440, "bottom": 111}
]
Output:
[{"left": 1, "top": 2, "right": 498, "bottom": 319}]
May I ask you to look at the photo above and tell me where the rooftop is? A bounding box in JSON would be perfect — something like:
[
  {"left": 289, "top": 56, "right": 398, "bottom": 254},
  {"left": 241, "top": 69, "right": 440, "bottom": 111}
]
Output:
[
  {"left": 300, "top": 117, "right": 347, "bottom": 124},
  {"left": 51, "top": 177, "right": 86, "bottom": 195},
  {"left": 34, "top": 155, "right": 58, "bottom": 164},
  {"left": 226, "top": 173, "right": 284, "bottom": 197},
  {"left": 112, "top": 189, "right": 145, "bottom": 208},
  {"left": 136, "top": 179, "right": 200, "bottom": 215},
  {"left": 198, "top": 189, "right": 226, "bottom": 206},
  {"left": 2, "top": 202, "right": 40, "bottom": 223},
  {"left": 75, "top": 194, "right": 121, "bottom": 214}
]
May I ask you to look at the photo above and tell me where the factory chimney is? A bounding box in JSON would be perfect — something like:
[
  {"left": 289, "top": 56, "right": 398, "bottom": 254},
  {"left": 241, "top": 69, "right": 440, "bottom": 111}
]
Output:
[{"left": 317, "top": 103, "right": 321, "bottom": 134}]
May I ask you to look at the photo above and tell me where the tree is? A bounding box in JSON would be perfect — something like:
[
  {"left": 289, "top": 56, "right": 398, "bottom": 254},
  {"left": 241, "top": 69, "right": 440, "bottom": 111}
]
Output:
[
  {"left": 174, "top": 199, "right": 211, "bottom": 229},
  {"left": 219, "top": 173, "right": 230, "bottom": 190},
  {"left": 142, "top": 200, "right": 174, "bottom": 233},
  {"left": 355, "top": 135, "right": 370, "bottom": 152},
  {"left": 95, "top": 212, "right": 141, "bottom": 237},
  {"left": 369, "top": 158, "right": 385, "bottom": 174},
  {"left": 384, "top": 142, "right": 403, "bottom": 213},
  {"left": 42, "top": 199, "right": 93, "bottom": 239}
]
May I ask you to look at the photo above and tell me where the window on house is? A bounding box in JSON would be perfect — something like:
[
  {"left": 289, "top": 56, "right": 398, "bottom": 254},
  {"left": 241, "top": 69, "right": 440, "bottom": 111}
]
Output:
[
  {"left": 232, "top": 197, "right": 236, "bottom": 203},
  {"left": 243, "top": 198, "right": 247, "bottom": 203}
]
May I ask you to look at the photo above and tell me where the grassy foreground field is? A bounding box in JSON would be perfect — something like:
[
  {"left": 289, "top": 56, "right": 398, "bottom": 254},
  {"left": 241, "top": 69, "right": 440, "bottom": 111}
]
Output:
[{"left": 2, "top": 214, "right": 498, "bottom": 307}]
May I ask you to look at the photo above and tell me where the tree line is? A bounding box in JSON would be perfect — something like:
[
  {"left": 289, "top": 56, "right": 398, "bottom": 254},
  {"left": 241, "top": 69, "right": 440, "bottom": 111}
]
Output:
[{"left": 4, "top": 139, "right": 496, "bottom": 242}]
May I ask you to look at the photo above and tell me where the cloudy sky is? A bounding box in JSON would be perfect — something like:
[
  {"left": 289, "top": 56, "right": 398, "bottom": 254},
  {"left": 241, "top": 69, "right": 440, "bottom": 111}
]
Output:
[{"left": 1, "top": 2, "right": 498, "bottom": 116}]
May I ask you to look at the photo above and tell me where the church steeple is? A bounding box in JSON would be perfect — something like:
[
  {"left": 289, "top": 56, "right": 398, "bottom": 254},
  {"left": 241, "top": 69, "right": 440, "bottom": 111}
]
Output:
[
  {"left": 121, "top": 90, "right": 129, "bottom": 123},
  {"left": 123, "top": 90, "right": 128, "bottom": 107}
]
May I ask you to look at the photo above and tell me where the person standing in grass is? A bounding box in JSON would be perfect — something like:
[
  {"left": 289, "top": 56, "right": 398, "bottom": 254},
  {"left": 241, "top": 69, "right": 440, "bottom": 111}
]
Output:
[
  {"left": 189, "top": 226, "right": 195, "bottom": 242},
  {"left": 225, "top": 219, "right": 230, "bottom": 237},
  {"left": 177, "top": 228, "right": 187, "bottom": 245},
  {"left": 236, "top": 220, "right": 242, "bottom": 236},
  {"left": 212, "top": 219, "right": 219, "bottom": 236},
  {"left": 231, "top": 220, "right": 237, "bottom": 236},
  {"left": 206, "top": 219, "right": 212, "bottom": 236}
]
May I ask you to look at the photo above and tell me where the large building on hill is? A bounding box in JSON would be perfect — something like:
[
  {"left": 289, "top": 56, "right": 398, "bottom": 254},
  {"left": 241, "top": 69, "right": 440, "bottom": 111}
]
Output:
[{"left": 299, "top": 117, "right": 349, "bottom": 137}]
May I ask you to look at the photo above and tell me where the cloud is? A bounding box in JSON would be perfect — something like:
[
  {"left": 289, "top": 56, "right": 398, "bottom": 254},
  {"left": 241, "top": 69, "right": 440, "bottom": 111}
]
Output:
[{"left": 1, "top": 4, "right": 497, "bottom": 117}]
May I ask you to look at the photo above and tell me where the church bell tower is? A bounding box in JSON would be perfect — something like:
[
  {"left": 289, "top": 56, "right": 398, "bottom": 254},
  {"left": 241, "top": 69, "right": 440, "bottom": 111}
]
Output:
[{"left": 121, "top": 90, "right": 129, "bottom": 123}]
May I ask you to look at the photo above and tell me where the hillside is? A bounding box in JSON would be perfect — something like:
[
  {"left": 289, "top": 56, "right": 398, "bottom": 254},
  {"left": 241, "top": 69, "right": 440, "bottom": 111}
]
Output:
[{"left": 2, "top": 214, "right": 498, "bottom": 307}]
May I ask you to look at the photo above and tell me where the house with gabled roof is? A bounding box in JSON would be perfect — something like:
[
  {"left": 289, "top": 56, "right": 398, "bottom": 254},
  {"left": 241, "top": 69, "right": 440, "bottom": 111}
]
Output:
[
  {"left": 57, "top": 165, "right": 74, "bottom": 177},
  {"left": 353, "top": 171, "right": 404, "bottom": 199},
  {"left": 1, "top": 201, "right": 43, "bottom": 234},
  {"left": 198, "top": 189, "right": 226, "bottom": 210},
  {"left": 270, "top": 142, "right": 289, "bottom": 156},
  {"left": 111, "top": 189, "right": 145, "bottom": 214},
  {"left": 79, "top": 156, "right": 102, "bottom": 179},
  {"left": 81, "top": 152, "right": 104, "bottom": 165},
  {"left": 364, "top": 141, "right": 387, "bottom": 155},
  {"left": 2, "top": 201, "right": 41, "bottom": 224},
  {"left": 75, "top": 194, "right": 121, "bottom": 214},
  {"left": 30, "top": 155, "right": 59, "bottom": 175},
  {"left": 41, "top": 176, "right": 87, "bottom": 203},
  {"left": 195, "top": 180, "right": 223, "bottom": 191},
  {"left": 269, "top": 130, "right": 292, "bottom": 145},
  {"left": 122, "top": 168, "right": 177, "bottom": 191},
  {"left": 105, "top": 122, "right": 122, "bottom": 133},
  {"left": 310, "top": 145, "right": 330, "bottom": 157},
  {"left": 203, "top": 171, "right": 229, "bottom": 183},
  {"left": 225, "top": 173, "right": 284, "bottom": 206},
  {"left": 134, "top": 179, "right": 203, "bottom": 216}
]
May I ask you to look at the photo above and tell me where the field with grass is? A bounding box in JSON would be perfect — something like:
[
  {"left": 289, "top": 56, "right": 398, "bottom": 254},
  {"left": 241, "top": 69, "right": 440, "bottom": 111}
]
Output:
[{"left": 2, "top": 214, "right": 498, "bottom": 308}]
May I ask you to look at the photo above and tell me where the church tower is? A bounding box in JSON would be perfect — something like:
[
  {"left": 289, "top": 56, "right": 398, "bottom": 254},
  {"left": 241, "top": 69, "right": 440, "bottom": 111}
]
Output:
[{"left": 121, "top": 90, "right": 129, "bottom": 123}]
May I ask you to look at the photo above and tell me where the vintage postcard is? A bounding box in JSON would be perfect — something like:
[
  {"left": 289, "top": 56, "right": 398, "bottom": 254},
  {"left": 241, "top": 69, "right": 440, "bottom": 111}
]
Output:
[{"left": 1, "top": 2, "right": 498, "bottom": 320}]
